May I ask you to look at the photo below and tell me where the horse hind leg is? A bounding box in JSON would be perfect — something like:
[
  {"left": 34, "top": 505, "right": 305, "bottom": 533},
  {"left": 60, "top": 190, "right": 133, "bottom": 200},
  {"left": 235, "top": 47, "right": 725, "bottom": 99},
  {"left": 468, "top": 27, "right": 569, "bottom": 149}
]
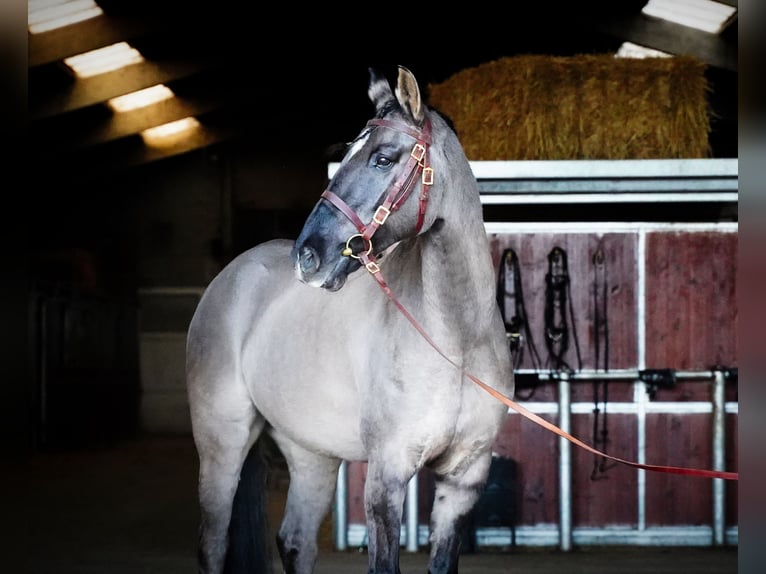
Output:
[
  {"left": 427, "top": 452, "right": 493, "bottom": 574},
  {"left": 191, "top": 395, "right": 264, "bottom": 574},
  {"left": 270, "top": 432, "right": 341, "bottom": 574}
]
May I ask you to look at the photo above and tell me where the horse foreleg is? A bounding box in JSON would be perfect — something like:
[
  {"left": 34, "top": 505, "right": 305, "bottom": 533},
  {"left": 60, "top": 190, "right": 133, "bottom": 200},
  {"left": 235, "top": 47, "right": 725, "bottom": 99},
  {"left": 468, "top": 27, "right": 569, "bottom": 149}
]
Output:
[
  {"left": 364, "top": 459, "right": 412, "bottom": 574},
  {"left": 271, "top": 434, "right": 341, "bottom": 574},
  {"left": 427, "top": 454, "right": 492, "bottom": 574}
]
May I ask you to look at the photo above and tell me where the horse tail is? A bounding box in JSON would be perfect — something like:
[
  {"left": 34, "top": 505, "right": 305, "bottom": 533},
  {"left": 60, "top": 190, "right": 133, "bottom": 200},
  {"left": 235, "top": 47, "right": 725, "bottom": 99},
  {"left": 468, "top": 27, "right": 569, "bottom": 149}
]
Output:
[{"left": 223, "top": 439, "right": 273, "bottom": 574}]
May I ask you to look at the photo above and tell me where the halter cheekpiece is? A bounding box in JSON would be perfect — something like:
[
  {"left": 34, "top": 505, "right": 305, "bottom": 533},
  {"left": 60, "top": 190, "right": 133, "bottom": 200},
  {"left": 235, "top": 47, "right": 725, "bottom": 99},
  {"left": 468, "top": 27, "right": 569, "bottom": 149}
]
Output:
[{"left": 320, "top": 117, "right": 433, "bottom": 274}]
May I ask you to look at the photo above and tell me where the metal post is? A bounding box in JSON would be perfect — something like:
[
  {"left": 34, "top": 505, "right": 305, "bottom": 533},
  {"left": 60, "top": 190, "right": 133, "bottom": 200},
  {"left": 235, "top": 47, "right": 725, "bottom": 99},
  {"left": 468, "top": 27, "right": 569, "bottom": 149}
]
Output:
[
  {"left": 334, "top": 461, "right": 348, "bottom": 550},
  {"left": 712, "top": 369, "right": 726, "bottom": 546},
  {"left": 406, "top": 473, "right": 419, "bottom": 552},
  {"left": 636, "top": 230, "right": 647, "bottom": 533},
  {"left": 558, "top": 372, "right": 572, "bottom": 551},
  {"left": 636, "top": 380, "right": 647, "bottom": 532}
]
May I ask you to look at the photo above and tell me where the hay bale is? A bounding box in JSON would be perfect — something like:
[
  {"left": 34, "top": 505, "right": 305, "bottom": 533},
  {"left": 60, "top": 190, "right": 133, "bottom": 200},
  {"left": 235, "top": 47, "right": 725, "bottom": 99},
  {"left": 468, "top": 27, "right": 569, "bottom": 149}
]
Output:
[{"left": 426, "top": 54, "right": 710, "bottom": 160}]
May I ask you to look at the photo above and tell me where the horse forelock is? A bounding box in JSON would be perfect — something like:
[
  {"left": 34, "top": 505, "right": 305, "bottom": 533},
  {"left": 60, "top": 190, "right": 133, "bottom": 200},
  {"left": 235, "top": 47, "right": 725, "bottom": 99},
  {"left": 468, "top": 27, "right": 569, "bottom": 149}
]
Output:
[{"left": 344, "top": 127, "right": 373, "bottom": 161}]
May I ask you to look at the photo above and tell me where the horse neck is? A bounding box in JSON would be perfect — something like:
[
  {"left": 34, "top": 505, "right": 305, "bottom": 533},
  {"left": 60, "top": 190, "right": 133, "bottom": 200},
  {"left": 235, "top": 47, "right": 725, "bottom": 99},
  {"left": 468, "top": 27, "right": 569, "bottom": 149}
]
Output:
[{"left": 390, "top": 173, "right": 498, "bottom": 336}]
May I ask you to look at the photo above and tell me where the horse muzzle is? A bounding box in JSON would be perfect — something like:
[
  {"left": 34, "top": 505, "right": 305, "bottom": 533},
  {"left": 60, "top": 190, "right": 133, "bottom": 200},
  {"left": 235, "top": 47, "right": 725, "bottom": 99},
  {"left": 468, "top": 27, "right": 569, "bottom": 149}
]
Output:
[{"left": 292, "top": 241, "right": 355, "bottom": 292}]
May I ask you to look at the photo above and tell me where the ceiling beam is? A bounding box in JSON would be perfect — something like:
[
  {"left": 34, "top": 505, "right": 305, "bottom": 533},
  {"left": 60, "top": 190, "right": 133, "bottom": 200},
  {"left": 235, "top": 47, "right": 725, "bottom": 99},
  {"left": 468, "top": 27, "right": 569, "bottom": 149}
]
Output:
[
  {"left": 32, "top": 94, "right": 228, "bottom": 153},
  {"left": 600, "top": 15, "right": 737, "bottom": 71},
  {"left": 33, "top": 124, "right": 234, "bottom": 184},
  {"left": 28, "top": 14, "right": 148, "bottom": 68},
  {"left": 29, "top": 58, "right": 217, "bottom": 121}
]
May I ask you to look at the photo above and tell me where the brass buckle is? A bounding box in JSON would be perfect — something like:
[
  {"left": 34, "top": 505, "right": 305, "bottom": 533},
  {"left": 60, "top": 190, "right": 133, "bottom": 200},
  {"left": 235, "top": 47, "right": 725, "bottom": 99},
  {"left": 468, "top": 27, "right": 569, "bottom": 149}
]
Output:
[
  {"left": 373, "top": 205, "right": 390, "bottom": 225},
  {"left": 422, "top": 167, "right": 434, "bottom": 186},
  {"left": 411, "top": 143, "right": 426, "bottom": 163}
]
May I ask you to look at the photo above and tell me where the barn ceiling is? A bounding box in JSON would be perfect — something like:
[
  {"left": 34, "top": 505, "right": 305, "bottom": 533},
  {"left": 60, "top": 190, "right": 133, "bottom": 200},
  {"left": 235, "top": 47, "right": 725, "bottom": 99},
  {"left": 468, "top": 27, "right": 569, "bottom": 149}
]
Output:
[{"left": 27, "top": 0, "right": 738, "bottom": 186}]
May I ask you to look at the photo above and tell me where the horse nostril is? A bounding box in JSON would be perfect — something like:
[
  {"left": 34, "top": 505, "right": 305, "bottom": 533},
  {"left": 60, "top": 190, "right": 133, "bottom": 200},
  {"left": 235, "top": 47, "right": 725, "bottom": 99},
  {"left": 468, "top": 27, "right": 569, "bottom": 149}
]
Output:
[{"left": 298, "top": 245, "right": 320, "bottom": 275}]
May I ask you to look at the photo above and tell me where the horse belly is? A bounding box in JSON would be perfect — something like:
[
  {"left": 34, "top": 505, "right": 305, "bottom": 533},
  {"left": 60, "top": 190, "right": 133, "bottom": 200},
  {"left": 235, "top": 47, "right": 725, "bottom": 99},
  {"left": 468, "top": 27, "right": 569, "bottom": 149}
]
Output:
[{"left": 242, "top": 287, "right": 367, "bottom": 461}]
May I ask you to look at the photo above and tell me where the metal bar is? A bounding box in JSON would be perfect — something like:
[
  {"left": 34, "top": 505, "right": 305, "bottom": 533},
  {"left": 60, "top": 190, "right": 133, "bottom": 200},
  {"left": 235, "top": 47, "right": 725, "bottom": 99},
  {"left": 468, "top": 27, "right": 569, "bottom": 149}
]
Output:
[
  {"left": 637, "top": 230, "right": 647, "bottom": 532},
  {"left": 467, "top": 158, "right": 738, "bottom": 179},
  {"left": 405, "top": 474, "right": 419, "bottom": 552},
  {"left": 558, "top": 372, "right": 572, "bottom": 551},
  {"left": 329, "top": 158, "right": 739, "bottom": 181},
  {"left": 334, "top": 461, "right": 348, "bottom": 551},
  {"left": 516, "top": 368, "right": 719, "bottom": 382},
  {"left": 712, "top": 370, "right": 726, "bottom": 546},
  {"left": 485, "top": 221, "right": 738, "bottom": 234},
  {"left": 477, "top": 179, "right": 737, "bottom": 194},
  {"left": 480, "top": 192, "right": 737, "bottom": 205},
  {"left": 636, "top": 381, "right": 648, "bottom": 532}
]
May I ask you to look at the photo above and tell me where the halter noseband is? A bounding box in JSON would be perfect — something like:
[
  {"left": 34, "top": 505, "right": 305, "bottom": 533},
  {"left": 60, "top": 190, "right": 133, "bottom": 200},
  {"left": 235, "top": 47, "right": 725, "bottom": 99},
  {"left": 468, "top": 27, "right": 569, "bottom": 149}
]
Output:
[{"left": 320, "top": 117, "right": 434, "bottom": 274}]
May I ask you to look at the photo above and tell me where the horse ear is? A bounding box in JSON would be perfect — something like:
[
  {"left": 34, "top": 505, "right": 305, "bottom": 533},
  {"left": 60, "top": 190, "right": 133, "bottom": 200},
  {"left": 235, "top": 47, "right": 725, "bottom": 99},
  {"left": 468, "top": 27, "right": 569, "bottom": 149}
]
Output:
[
  {"left": 395, "top": 65, "right": 424, "bottom": 124},
  {"left": 368, "top": 67, "right": 395, "bottom": 113}
]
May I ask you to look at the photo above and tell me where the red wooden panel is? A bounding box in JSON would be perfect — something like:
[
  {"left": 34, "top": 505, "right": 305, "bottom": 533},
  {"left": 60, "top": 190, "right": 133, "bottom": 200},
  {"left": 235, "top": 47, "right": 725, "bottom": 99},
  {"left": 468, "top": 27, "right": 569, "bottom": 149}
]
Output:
[
  {"left": 347, "top": 461, "right": 367, "bottom": 523},
  {"left": 571, "top": 413, "right": 638, "bottom": 526},
  {"left": 516, "top": 378, "right": 636, "bottom": 403},
  {"left": 645, "top": 232, "right": 738, "bottom": 370},
  {"left": 493, "top": 413, "right": 559, "bottom": 525},
  {"left": 569, "top": 378, "right": 635, "bottom": 402},
  {"left": 488, "top": 232, "right": 638, "bottom": 371},
  {"left": 644, "top": 413, "right": 713, "bottom": 526},
  {"left": 649, "top": 379, "right": 713, "bottom": 402}
]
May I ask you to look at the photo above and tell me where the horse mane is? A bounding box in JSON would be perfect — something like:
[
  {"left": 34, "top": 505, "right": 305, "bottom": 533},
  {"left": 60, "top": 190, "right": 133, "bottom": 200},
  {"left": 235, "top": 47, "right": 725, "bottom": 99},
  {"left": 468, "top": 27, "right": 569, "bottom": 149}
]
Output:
[{"left": 428, "top": 106, "right": 459, "bottom": 137}]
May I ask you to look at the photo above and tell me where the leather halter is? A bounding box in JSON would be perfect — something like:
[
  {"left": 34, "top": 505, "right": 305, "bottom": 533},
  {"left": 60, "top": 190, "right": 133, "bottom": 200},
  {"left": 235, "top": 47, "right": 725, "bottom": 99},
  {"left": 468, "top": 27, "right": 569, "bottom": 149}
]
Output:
[{"left": 320, "top": 117, "right": 433, "bottom": 273}]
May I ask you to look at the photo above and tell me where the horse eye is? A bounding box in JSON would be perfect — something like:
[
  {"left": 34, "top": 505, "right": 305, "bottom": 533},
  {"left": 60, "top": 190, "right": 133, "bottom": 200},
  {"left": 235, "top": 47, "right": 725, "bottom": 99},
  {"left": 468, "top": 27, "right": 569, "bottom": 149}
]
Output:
[{"left": 374, "top": 155, "right": 394, "bottom": 169}]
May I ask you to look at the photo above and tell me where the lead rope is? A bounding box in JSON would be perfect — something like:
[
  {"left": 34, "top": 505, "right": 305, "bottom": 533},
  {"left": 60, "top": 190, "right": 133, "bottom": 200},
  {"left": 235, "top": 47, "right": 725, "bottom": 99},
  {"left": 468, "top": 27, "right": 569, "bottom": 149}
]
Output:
[{"left": 358, "top": 252, "right": 737, "bottom": 481}]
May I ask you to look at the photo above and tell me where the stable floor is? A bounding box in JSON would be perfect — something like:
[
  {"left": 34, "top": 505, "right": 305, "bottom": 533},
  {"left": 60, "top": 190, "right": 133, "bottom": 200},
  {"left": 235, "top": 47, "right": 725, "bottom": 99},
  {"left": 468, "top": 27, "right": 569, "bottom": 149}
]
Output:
[{"left": 14, "top": 434, "right": 738, "bottom": 573}]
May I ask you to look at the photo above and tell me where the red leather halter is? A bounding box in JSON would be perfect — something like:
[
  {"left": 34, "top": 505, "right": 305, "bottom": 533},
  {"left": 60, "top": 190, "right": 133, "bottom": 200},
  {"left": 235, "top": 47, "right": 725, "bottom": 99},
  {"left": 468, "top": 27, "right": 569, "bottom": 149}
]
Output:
[{"left": 320, "top": 117, "right": 433, "bottom": 273}]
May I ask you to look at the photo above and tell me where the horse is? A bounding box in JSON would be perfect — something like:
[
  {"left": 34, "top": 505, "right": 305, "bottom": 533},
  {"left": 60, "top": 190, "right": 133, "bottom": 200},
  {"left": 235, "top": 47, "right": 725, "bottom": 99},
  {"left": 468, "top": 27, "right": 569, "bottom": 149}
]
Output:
[{"left": 186, "top": 65, "right": 515, "bottom": 574}]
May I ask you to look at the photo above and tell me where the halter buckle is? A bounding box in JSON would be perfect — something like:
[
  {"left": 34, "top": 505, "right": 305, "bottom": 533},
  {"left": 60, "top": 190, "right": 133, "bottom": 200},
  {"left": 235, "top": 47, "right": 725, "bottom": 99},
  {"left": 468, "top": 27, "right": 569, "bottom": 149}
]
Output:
[
  {"left": 411, "top": 143, "right": 426, "bottom": 163},
  {"left": 365, "top": 261, "right": 380, "bottom": 274},
  {"left": 422, "top": 167, "right": 434, "bottom": 186},
  {"left": 373, "top": 205, "right": 390, "bottom": 225}
]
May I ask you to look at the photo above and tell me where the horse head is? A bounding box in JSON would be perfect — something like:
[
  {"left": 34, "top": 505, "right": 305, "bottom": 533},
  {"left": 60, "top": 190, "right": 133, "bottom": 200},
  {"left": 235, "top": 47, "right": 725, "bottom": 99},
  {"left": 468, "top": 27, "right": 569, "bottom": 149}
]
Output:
[{"left": 293, "top": 66, "right": 437, "bottom": 291}]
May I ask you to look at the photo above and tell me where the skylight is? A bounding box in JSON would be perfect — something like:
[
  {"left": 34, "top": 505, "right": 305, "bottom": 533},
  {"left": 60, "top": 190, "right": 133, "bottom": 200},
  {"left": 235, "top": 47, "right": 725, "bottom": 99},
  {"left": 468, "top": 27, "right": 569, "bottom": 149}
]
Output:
[
  {"left": 142, "top": 118, "right": 201, "bottom": 147},
  {"left": 28, "top": 0, "right": 103, "bottom": 34},
  {"left": 108, "top": 85, "right": 175, "bottom": 113},
  {"left": 615, "top": 42, "right": 673, "bottom": 59},
  {"left": 641, "top": 0, "right": 737, "bottom": 34},
  {"left": 63, "top": 42, "right": 145, "bottom": 78}
]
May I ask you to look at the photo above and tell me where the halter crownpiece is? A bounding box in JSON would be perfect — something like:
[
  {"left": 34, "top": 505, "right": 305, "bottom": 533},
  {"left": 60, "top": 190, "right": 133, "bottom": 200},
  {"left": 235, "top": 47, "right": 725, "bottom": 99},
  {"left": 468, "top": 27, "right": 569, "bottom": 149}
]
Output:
[{"left": 321, "top": 117, "right": 433, "bottom": 271}]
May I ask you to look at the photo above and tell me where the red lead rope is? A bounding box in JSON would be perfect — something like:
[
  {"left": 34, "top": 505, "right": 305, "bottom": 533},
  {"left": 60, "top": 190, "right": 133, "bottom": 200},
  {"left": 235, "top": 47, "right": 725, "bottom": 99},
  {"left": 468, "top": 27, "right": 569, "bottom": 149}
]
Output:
[{"left": 361, "top": 252, "right": 738, "bottom": 482}]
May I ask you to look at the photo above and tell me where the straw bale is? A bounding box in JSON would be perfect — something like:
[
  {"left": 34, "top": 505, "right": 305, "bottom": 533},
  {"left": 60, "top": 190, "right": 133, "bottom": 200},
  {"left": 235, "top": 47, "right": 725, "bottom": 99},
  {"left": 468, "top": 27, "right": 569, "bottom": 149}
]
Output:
[{"left": 426, "top": 54, "right": 710, "bottom": 160}]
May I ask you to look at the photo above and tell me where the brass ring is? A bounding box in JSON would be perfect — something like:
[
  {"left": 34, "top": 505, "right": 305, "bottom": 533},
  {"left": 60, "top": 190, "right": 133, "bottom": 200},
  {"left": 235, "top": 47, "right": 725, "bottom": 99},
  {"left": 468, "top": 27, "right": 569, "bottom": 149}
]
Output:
[{"left": 342, "top": 233, "right": 372, "bottom": 259}]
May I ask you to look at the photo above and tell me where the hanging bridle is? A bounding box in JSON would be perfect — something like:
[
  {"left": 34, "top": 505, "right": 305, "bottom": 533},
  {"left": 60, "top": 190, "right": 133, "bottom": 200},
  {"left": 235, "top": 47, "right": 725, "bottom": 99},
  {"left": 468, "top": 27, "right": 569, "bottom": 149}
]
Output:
[
  {"left": 320, "top": 117, "right": 433, "bottom": 274},
  {"left": 316, "top": 115, "right": 737, "bottom": 482}
]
